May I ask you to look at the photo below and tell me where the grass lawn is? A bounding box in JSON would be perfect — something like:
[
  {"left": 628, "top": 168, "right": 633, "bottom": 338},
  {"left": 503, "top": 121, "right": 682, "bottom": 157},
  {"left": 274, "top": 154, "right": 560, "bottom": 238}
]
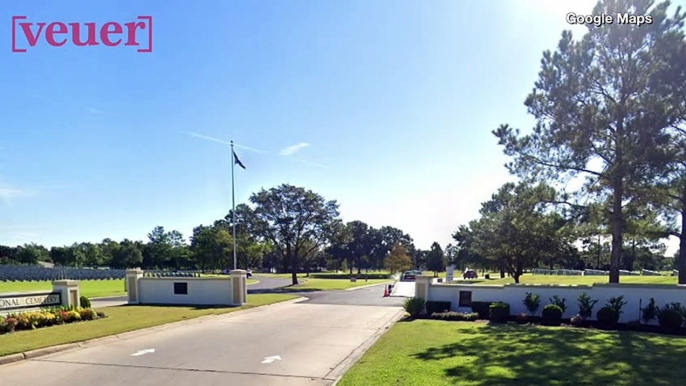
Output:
[
  {"left": 338, "top": 320, "right": 686, "bottom": 386},
  {"left": 290, "top": 278, "right": 390, "bottom": 291},
  {"left": 454, "top": 273, "right": 678, "bottom": 286},
  {"left": 0, "top": 293, "right": 297, "bottom": 357},
  {"left": 0, "top": 279, "right": 126, "bottom": 298}
]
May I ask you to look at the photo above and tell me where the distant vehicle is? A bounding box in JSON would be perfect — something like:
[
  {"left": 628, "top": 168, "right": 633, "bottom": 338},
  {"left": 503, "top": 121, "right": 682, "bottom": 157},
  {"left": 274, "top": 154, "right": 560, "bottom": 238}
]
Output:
[
  {"left": 402, "top": 270, "right": 422, "bottom": 281},
  {"left": 463, "top": 269, "right": 478, "bottom": 279}
]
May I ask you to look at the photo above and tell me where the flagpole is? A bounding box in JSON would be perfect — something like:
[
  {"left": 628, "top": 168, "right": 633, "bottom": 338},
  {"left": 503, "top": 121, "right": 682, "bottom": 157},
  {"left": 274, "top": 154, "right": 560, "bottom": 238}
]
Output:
[{"left": 231, "top": 140, "right": 237, "bottom": 271}]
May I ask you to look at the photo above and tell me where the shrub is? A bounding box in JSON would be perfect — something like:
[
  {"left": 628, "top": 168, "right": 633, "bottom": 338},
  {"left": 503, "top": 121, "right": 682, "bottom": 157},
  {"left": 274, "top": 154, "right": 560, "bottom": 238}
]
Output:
[
  {"left": 425, "top": 301, "right": 452, "bottom": 315},
  {"left": 541, "top": 304, "right": 563, "bottom": 326},
  {"left": 570, "top": 314, "right": 584, "bottom": 327},
  {"left": 489, "top": 302, "right": 510, "bottom": 323},
  {"left": 0, "top": 317, "right": 18, "bottom": 334},
  {"left": 607, "top": 296, "right": 628, "bottom": 317},
  {"left": 523, "top": 293, "right": 540, "bottom": 316},
  {"left": 549, "top": 296, "right": 567, "bottom": 314},
  {"left": 65, "top": 310, "right": 81, "bottom": 323},
  {"left": 516, "top": 312, "right": 529, "bottom": 324},
  {"left": 403, "top": 297, "right": 426, "bottom": 318},
  {"left": 577, "top": 292, "right": 598, "bottom": 320},
  {"left": 641, "top": 298, "right": 658, "bottom": 324},
  {"left": 96, "top": 311, "right": 106, "bottom": 319},
  {"left": 597, "top": 306, "right": 619, "bottom": 328},
  {"left": 79, "top": 308, "right": 97, "bottom": 321},
  {"left": 430, "top": 311, "right": 479, "bottom": 321},
  {"left": 80, "top": 296, "right": 92, "bottom": 309},
  {"left": 471, "top": 301, "right": 494, "bottom": 319},
  {"left": 657, "top": 303, "right": 685, "bottom": 331}
]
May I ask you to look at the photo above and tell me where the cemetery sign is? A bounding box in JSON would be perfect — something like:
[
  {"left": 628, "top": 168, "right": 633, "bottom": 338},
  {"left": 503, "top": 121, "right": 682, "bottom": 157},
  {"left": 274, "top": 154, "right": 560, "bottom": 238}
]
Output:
[{"left": 0, "top": 292, "right": 61, "bottom": 311}]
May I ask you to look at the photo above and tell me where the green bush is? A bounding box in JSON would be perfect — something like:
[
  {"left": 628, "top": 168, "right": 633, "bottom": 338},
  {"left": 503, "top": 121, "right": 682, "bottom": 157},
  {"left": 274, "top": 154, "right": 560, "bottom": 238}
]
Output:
[
  {"left": 0, "top": 317, "right": 18, "bottom": 334},
  {"left": 80, "top": 295, "right": 92, "bottom": 309},
  {"left": 471, "top": 301, "right": 494, "bottom": 319},
  {"left": 541, "top": 304, "right": 563, "bottom": 326},
  {"left": 425, "top": 301, "right": 451, "bottom": 315},
  {"left": 96, "top": 311, "right": 106, "bottom": 319},
  {"left": 597, "top": 306, "right": 619, "bottom": 328},
  {"left": 523, "top": 292, "right": 540, "bottom": 316},
  {"left": 641, "top": 298, "right": 658, "bottom": 324},
  {"left": 577, "top": 292, "right": 598, "bottom": 320},
  {"left": 549, "top": 296, "right": 567, "bottom": 313},
  {"left": 403, "top": 297, "right": 426, "bottom": 318},
  {"left": 489, "top": 302, "right": 510, "bottom": 323},
  {"left": 607, "top": 296, "right": 628, "bottom": 317},
  {"left": 79, "top": 308, "right": 97, "bottom": 321},
  {"left": 430, "top": 311, "right": 479, "bottom": 321},
  {"left": 657, "top": 303, "right": 685, "bottom": 331}
]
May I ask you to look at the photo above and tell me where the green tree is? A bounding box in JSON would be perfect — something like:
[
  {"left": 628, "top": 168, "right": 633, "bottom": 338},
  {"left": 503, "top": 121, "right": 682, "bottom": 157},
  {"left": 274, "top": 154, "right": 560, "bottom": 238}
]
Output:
[
  {"left": 426, "top": 242, "right": 446, "bottom": 277},
  {"left": 49, "top": 246, "right": 69, "bottom": 266},
  {"left": 468, "top": 183, "right": 574, "bottom": 283},
  {"left": 15, "top": 243, "right": 46, "bottom": 265},
  {"left": 190, "top": 225, "right": 232, "bottom": 271},
  {"left": 83, "top": 243, "right": 103, "bottom": 267},
  {"left": 384, "top": 242, "right": 413, "bottom": 274},
  {"left": 238, "top": 184, "right": 340, "bottom": 285},
  {"left": 493, "top": 0, "right": 684, "bottom": 283}
]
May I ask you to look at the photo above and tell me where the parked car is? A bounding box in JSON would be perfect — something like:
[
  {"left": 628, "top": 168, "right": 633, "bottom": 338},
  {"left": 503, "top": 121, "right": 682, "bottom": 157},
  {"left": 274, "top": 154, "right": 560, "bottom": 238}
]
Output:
[
  {"left": 403, "top": 270, "right": 422, "bottom": 281},
  {"left": 463, "top": 269, "right": 478, "bottom": 279}
]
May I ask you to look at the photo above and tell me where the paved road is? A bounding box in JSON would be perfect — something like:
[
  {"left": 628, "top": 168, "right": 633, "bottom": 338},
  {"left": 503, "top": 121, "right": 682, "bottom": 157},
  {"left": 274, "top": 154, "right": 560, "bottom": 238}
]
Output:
[
  {"left": 296, "top": 284, "right": 406, "bottom": 307},
  {"left": 91, "top": 296, "right": 129, "bottom": 309},
  {"left": 0, "top": 300, "right": 404, "bottom": 386},
  {"left": 248, "top": 276, "right": 292, "bottom": 293}
]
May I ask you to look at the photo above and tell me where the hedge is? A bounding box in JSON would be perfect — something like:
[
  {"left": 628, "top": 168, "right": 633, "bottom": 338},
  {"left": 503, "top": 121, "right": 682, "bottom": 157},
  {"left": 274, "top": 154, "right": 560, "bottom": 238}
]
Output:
[{"left": 426, "top": 301, "right": 451, "bottom": 315}]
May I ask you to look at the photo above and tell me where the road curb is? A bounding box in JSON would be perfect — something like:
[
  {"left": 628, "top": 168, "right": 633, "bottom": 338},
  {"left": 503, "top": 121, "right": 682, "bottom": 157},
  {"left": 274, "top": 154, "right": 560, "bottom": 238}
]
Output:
[
  {"left": 345, "top": 281, "right": 392, "bottom": 291},
  {"left": 326, "top": 308, "right": 405, "bottom": 385},
  {"left": 0, "top": 296, "right": 307, "bottom": 367},
  {"left": 23, "top": 343, "right": 80, "bottom": 359},
  {"left": 0, "top": 353, "right": 24, "bottom": 366}
]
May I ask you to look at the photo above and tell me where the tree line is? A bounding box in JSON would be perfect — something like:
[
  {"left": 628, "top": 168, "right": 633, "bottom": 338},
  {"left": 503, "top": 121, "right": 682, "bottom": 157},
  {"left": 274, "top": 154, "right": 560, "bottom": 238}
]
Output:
[{"left": 461, "top": 0, "right": 685, "bottom": 283}]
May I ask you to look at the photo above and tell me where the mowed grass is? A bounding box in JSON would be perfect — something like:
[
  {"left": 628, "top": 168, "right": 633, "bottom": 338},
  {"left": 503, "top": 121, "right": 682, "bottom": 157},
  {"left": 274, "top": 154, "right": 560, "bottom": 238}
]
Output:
[
  {"left": 338, "top": 320, "right": 686, "bottom": 386},
  {"left": 0, "top": 279, "right": 126, "bottom": 298},
  {"left": 0, "top": 293, "right": 298, "bottom": 357},
  {"left": 291, "top": 278, "right": 391, "bottom": 290},
  {"left": 453, "top": 273, "right": 678, "bottom": 286}
]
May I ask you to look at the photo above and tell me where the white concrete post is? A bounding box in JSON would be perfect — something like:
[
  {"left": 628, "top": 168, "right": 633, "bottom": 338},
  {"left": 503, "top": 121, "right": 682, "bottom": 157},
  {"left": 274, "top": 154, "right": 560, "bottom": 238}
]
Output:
[
  {"left": 230, "top": 270, "right": 247, "bottom": 306},
  {"left": 52, "top": 280, "right": 80, "bottom": 309},
  {"left": 126, "top": 269, "right": 144, "bottom": 304},
  {"left": 416, "top": 275, "right": 432, "bottom": 301}
]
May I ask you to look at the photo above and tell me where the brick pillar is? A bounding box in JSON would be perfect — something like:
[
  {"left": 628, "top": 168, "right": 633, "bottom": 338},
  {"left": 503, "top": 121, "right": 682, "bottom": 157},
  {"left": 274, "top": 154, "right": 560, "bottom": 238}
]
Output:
[
  {"left": 230, "top": 270, "right": 247, "bottom": 305},
  {"left": 52, "top": 280, "right": 80, "bottom": 309},
  {"left": 126, "top": 269, "right": 144, "bottom": 304}
]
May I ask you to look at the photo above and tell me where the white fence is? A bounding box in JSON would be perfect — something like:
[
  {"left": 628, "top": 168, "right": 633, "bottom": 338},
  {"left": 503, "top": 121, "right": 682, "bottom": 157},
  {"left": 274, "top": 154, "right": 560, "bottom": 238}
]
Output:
[{"left": 416, "top": 277, "right": 686, "bottom": 325}]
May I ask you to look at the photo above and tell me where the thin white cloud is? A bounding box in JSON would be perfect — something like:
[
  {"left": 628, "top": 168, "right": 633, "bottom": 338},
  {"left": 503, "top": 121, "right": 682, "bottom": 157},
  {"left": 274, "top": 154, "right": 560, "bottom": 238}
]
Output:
[
  {"left": 0, "top": 187, "right": 34, "bottom": 206},
  {"left": 88, "top": 108, "right": 104, "bottom": 114},
  {"left": 280, "top": 142, "right": 310, "bottom": 156},
  {"left": 186, "top": 132, "right": 264, "bottom": 153}
]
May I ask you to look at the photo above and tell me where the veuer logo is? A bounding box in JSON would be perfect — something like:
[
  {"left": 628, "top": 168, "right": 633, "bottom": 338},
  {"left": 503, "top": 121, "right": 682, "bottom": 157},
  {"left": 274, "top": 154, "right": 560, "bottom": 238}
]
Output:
[{"left": 12, "top": 16, "right": 152, "bottom": 53}]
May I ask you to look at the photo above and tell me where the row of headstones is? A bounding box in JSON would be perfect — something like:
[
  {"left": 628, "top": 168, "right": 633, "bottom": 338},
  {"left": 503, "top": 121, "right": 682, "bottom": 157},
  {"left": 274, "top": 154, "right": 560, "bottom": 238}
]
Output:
[{"left": 0, "top": 265, "right": 126, "bottom": 281}]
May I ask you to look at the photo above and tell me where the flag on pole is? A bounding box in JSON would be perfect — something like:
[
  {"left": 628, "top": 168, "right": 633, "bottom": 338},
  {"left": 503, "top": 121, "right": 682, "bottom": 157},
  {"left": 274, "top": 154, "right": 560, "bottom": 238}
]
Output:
[{"left": 233, "top": 150, "right": 246, "bottom": 169}]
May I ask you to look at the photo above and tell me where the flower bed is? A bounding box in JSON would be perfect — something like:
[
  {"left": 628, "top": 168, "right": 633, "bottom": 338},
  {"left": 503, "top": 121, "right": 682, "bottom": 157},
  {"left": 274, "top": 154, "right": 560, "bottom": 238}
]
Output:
[{"left": 0, "top": 307, "right": 106, "bottom": 334}]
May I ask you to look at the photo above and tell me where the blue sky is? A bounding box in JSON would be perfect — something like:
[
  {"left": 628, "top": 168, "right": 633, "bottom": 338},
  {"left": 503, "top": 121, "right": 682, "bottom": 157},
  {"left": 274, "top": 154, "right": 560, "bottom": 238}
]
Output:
[{"left": 0, "top": 0, "right": 681, "bottom": 254}]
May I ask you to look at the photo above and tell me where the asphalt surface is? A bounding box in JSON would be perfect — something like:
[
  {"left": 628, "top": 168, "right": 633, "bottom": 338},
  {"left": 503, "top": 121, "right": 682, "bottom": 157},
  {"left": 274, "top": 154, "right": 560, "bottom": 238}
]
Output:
[
  {"left": 0, "top": 297, "right": 405, "bottom": 386},
  {"left": 248, "top": 276, "right": 293, "bottom": 293}
]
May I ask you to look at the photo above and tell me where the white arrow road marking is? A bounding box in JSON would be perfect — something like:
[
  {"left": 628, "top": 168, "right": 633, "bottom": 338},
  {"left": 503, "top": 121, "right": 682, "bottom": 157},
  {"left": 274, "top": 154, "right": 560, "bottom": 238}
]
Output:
[
  {"left": 261, "top": 355, "right": 282, "bottom": 364},
  {"left": 131, "top": 349, "right": 156, "bottom": 357}
]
